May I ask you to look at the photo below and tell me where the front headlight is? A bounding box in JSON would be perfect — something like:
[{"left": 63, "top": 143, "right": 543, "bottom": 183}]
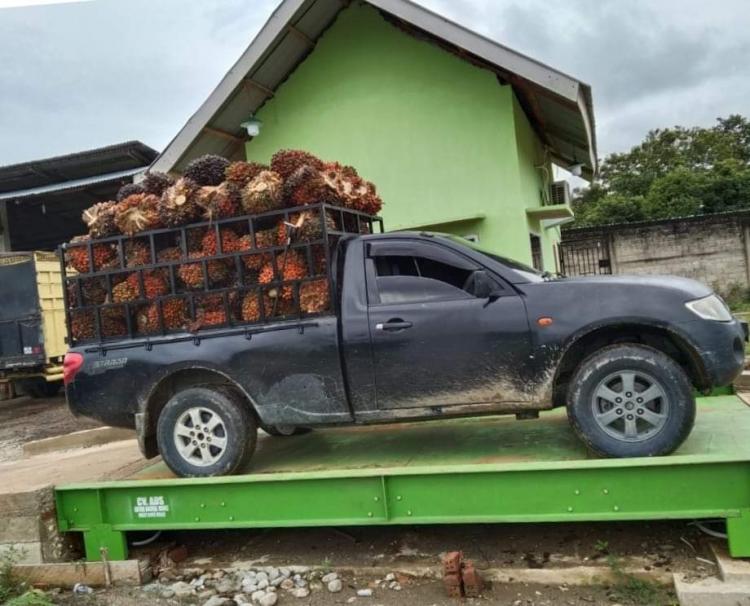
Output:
[{"left": 685, "top": 294, "right": 733, "bottom": 322}]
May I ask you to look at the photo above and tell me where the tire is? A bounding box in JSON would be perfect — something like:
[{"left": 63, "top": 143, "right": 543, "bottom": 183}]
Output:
[
  {"left": 17, "top": 378, "right": 61, "bottom": 398},
  {"left": 156, "top": 386, "right": 257, "bottom": 477},
  {"left": 262, "top": 425, "right": 312, "bottom": 437},
  {"left": 567, "top": 344, "right": 695, "bottom": 457}
]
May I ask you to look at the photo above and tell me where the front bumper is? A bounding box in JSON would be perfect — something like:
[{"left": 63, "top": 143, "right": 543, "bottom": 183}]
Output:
[{"left": 677, "top": 318, "right": 746, "bottom": 388}]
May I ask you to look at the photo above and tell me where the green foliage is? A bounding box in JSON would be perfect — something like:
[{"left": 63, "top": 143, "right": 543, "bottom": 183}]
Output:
[
  {"left": 606, "top": 554, "right": 661, "bottom": 605},
  {"left": 0, "top": 547, "right": 27, "bottom": 603},
  {"left": 5, "top": 590, "right": 54, "bottom": 606},
  {"left": 572, "top": 115, "right": 750, "bottom": 227}
]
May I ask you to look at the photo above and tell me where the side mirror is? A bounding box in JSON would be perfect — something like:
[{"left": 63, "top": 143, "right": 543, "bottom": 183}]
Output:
[{"left": 472, "top": 270, "right": 501, "bottom": 300}]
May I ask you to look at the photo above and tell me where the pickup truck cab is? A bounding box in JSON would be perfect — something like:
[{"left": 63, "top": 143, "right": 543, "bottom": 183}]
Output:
[{"left": 64, "top": 231, "right": 746, "bottom": 477}]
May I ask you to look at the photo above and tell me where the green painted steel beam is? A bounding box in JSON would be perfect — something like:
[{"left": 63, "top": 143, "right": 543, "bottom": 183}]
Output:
[{"left": 54, "top": 396, "right": 750, "bottom": 561}]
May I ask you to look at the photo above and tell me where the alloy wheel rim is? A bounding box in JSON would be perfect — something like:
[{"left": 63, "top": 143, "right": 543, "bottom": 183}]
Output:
[
  {"left": 173, "top": 407, "right": 228, "bottom": 467},
  {"left": 591, "top": 370, "right": 669, "bottom": 443}
]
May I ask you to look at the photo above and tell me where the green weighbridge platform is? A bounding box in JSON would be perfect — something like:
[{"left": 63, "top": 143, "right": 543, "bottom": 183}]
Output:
[{"left": 55, "top": 396, "right": 750, "bottom": 561}]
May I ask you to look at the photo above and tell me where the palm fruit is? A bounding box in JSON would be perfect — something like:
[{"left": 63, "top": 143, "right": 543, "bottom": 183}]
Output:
[
  {"left": 258, "top": 250, "right": 307, "bottom": 302},
  {"left": 158, "top": 177, "right": 201, "bottom": 227},
  {"left": 202, "top": 228, "right": 240, "bottom": 257},
  {"left": 240, "top": 292, "right": 263, "bottom": 323},
  {"left": 180, "top": 227, "right": 207, "bottom": 254},
  {"left": 136, "top": 298, "right": 187, "bottom": 333},
  {"left": 225, "top": 161, "right": 267, "bottom": 187},
  {"left": 270, "top": 149, "right": 324, "bottom": 180},
  {"left": 237, "top": 228, "right": 277, "bottom": 271},
  {"left": 196, "top": 182, "right": 240, "bottom": 222},
  {"left": 116, "top": 182, "right": 145, "bottom": 202},
  {"left": 100, "top": 305, "right": 128, "bottom": 338},
  {"left": 178, "top": 253, "right": 230, "bottom": 289},
  {"left": 183, "top": 154, "right": 230, "bottom": 186},
  {"left": 300, "top": 279, "right": 330, "bottom": 314},
  {"left": 70, "top": 310, "right": 96, "bottom": 341},
  {"left": 114, "top": 193, "right": 161, "bottom": 236},
  {"left": 282, "top": 165, "right": 327, "bottom": 206},
  {"left": 189, "top": 293, "right": 238, "bottom": 330},
  {"left": 66, "top": 277, "right": 108, "bottom": 307},
  {"left": 122, "top": 240, "right": 151, "bottom": 268},
  {"left": 278, "top": 210, "right": 337, "bottom": 244},
  {"left": 142, "top": 171, "right": 174, "bottom": 196},
  {"left": 82, "top": 201, "right": 118, "bottom": 239},
  {"left": 66, "top": 235, "right": 115, "bottom": 273},
  {"left": 319, "top": 162, "right": 383, "bottom": 214},
  {"left": 240, "top": 171, "right": 284, "bottom": 215},
  {"left": 112, "top": 278, "right": 139, "bottom": 303}
]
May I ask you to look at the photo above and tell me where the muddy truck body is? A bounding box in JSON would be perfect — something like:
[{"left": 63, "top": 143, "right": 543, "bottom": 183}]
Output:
[{"left": 63, "top": 226, "right": 746, "bottom": 477}]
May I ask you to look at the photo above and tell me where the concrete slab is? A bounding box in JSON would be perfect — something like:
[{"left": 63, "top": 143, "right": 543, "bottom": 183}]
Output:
[
  {"left": 0, "top": 439, "right": 147, "bottom": 494},
  {"left": 0, "top": 542, "right": 43, "bottom": 566},
  {"left": 22, "top": 426, "right": 135, "bottom": 458},
  {"left": 13, "top": 559, "right": 149, "bottom": 587},
  {"left": 712, "top": 541, "right": 750, "bottom": 583},
  {"left": 674, "top": 573, "right": 750, "bottom": 606}
]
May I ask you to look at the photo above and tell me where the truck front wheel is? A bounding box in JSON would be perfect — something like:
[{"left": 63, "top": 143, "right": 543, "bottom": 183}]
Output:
[
  {"left": 567, "top": 344, "right": 695, "bottom": 457},
  {"left": 156, "top": 386, "right": 257, "bottom": 477}
]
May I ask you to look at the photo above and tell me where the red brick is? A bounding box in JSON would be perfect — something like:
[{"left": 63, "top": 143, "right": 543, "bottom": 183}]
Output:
[
  {"left": 167, "top": 545, "right": 188, "bottom": 563},
  {"left": 442, "top": 550, "right": 463, "bottom": 574},
  {"left": 461, "top": 561, "right": 484, "bottom": 597},
  {"left": 443, "top": 572, "right": 463, "bottom": 598}
]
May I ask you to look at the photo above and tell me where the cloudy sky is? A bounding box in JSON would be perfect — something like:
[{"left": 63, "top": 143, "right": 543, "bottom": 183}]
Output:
[{"left": 0, "top": 0, "right": 748, "bottom": 166}]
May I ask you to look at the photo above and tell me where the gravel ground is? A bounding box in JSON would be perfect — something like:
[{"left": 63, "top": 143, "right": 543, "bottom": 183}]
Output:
[{"left": 0, "top": 394, "right": 101, "bottom": 462}]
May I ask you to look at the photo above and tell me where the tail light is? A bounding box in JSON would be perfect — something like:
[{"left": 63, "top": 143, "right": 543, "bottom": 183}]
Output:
[{"left": 63, "top": 352, "right": 84, "bottom": 385}]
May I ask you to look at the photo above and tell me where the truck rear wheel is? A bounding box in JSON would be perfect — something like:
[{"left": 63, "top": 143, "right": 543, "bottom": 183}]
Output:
[
  {"left": 17, "top": 378, "right": 61, "bottom": 398},
  {"left": 156, "top": 386, "right": 257, "bottom": 477},
  {"left": 567, "top": 344, "right": 695, "bottom": 457}
]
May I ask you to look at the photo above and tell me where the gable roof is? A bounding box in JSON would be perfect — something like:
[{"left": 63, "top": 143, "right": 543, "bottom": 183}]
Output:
[{"left": 151, "top": 0, "right": 597, "bottom": 178}]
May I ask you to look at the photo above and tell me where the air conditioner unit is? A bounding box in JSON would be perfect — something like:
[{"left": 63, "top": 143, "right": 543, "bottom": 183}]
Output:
[{"left": 549, "top": 180, "right": 571, "bottom": 206}]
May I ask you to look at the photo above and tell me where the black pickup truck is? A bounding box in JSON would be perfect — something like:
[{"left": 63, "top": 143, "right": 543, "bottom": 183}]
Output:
[{"left": 64, "top": 231, "right": 746, "bottom": 477}]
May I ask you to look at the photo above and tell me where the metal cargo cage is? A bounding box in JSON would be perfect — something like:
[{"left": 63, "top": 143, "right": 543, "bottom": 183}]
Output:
[{"left": 60, "top": 203, "right": 383, "bottom": 346}]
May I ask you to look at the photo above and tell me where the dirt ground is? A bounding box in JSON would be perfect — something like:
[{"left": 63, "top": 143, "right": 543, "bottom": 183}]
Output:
[
  {"left": 50, "top": 577, "right": 675, "bottom": 606},
  {"left": 0, "top": 394, "right": 101, "bottom": 462}
]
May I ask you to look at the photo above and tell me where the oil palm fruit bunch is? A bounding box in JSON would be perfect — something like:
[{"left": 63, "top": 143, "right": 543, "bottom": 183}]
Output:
[
  {"left": 122, "top": 240, "right": 151, "bottom": 268},
  {"left": 258, "top": 250, "right": 307, "bottom": 302},
  {"left": 240, "top": 291, "right": 263, "bottom": 323},
  {"left": 112, "top": 272, "right": 167, "bottom": 303},
  {"left": 196, "top": 182, "right": 241, "bottom": 222},
  {"left": 240, "top": 170, "right": 284, "bottom": 214},
  {"left": 141, "top": 171, "right": 174, "bottom": 196},
  {"left": 278, "top": 210, "right": 337, "bottom": 244},
  {"left": 158, "top": 177, "right": 201, "bottom": 227},
  {"left": 136, "top": 298, "right": 187, "bottom": 333},
  {"left": 70, "top": 310, "right": 96, "bottom": 341},
  {"left": 67, "top": 277, "right": 108, "bottom": 307},
  {"left": 225, "top": 161, "right": 267, "bottom": 188},
  {"left": 299, "top": 279, "right": 330, "bottom": 314},
  {"left": 66, "top": 236, "right": 116, "bottom": 273},
  {"left": 270, "top": 149, "right": 324, "bottom": 180},
  {"left": 282, "top": 164, "right": 327, "bottom": 206},
  {"left": 183, "top": 154, "right": 230, "bottom": 186},
  {"left": 319, "top": 162, "right": 383, "bottom": 214},
  {"left": 82, "top": 201, "right": 118, "bottom": 239},
  {"left": 178, "top": 253, "right": 230, "bottom": 289},
  {"left": 116, "top": 182, "right": 146, "bottom": 202},
  {"left": 100, "top": 305, "right": 128, "bottom": 338},
  {"left": 114, "top": 193, "right": 161, "bottom": 236},
  {"left": 237, "top": 228, "right": 278, "bottom": 271},
  {"left": 202, "top": 228, "right": 240, "bottom": 257}
]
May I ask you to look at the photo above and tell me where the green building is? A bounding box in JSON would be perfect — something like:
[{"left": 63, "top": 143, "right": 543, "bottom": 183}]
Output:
[{"left": 153, "top": 0, "right": 597, "bottom": 271}]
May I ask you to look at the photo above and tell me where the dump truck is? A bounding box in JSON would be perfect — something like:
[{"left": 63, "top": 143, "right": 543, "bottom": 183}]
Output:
[{"left": 0, "top": 251, "right": 66, "bottom": 397}]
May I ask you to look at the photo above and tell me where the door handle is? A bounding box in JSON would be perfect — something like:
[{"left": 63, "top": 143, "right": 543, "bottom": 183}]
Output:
[{"left": 376, "top": 319, "right": 413, "bottom": 331}]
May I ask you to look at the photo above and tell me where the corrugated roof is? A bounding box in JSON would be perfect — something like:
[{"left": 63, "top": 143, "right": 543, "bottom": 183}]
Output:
[
  {"left": 0, "top": 141, "right": 157, "bottom": 195},
  {"left": 151, "top": 0, "right": 597, "bottom": 178},
  {"left": 0, "top": 167, "right": 143, "bottom": 201}
]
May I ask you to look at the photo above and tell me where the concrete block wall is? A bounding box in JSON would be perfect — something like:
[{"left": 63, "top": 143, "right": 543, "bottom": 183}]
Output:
[{"left": 562, "top": 212, "right": 750, "bottom": 295}]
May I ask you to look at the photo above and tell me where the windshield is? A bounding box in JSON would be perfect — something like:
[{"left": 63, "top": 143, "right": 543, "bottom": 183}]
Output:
[{"left": 441, "top": 234, "right": 545, "bottom": 282}]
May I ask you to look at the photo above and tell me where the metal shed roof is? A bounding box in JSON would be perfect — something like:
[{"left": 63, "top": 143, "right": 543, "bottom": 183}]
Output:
[
  {"left": 151, "top": 0, "right": 597, "bottom": 179},
  {"left": 0, "top": 141, "right": 157, "bottom": 196}
]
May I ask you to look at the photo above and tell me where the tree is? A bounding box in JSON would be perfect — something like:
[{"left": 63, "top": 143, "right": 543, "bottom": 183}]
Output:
[{"left": 571, "top": 115, "right": 750, "bottom": 227}]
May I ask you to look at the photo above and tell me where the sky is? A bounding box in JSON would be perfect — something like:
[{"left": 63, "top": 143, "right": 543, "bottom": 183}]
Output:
[{"left": 0, "top": 0, "right": 748, "bottom": 167}]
